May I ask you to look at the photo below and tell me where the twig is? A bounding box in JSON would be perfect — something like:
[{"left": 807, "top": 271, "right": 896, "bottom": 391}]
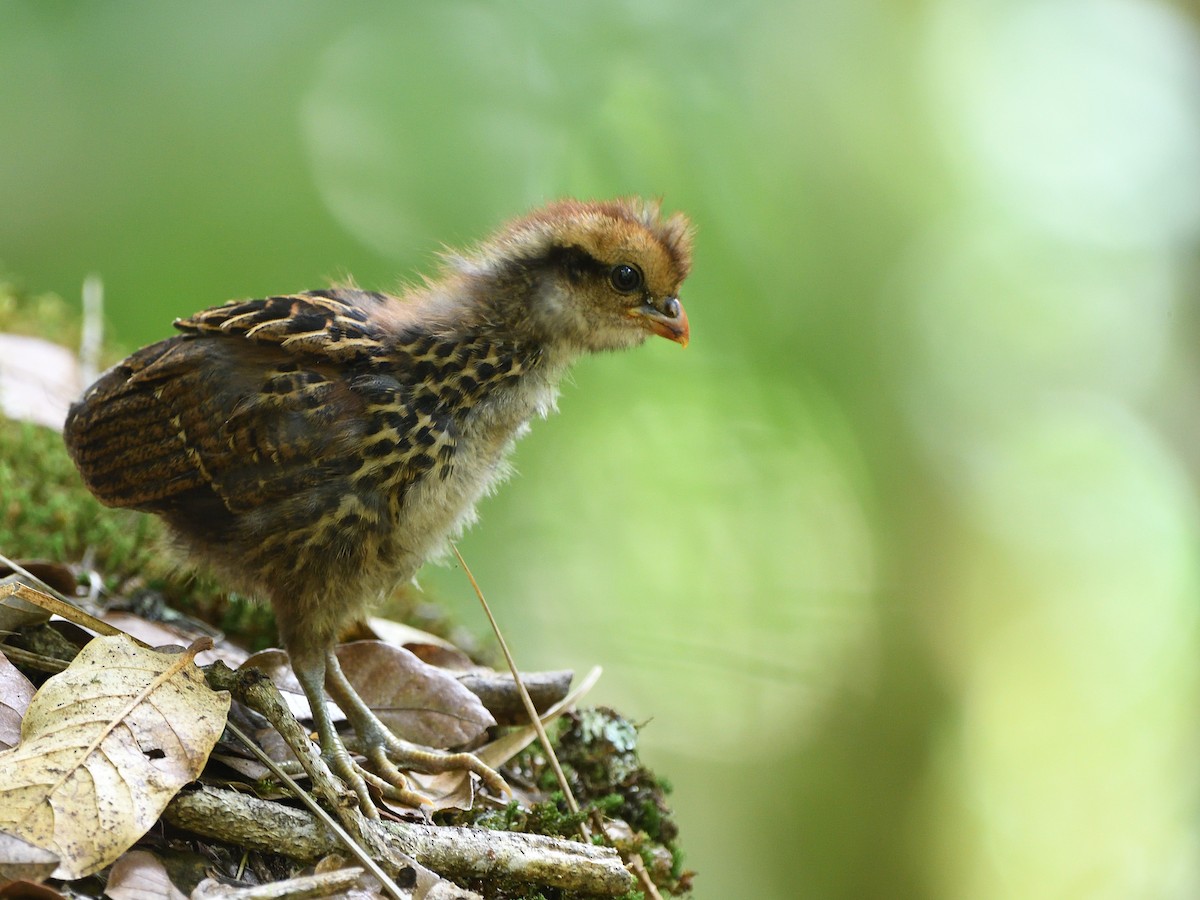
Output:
[
  {"left": 165, "top": 786, "right": 633, "bottom": 896},
  {"left": 0, "top": 566, "right": 133, "bottom": 643},
  {"left": 450, "top": 545, "right": 584, "bottom": 828},
  {"left": 629, "top": 851, "right": 667, "bottom": 900},
  {"left": 203, "top": 662, "right": 415, "bottom": 900},
  {"left": 0, "top": 643, "right": 67, "bottom": 674}
]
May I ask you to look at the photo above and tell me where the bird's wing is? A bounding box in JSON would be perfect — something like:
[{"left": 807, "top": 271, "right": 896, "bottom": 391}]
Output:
[
  {"left": 175, "top": 291, "right": 395, "bottom": 363},
  {"left": 64, "top": 292, "right": 439, "bottom": 529}
]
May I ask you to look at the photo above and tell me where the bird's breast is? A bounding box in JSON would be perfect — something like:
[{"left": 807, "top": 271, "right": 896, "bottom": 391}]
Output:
[{"left": 367, "top": 346, "right": 565, "bottom": 577}]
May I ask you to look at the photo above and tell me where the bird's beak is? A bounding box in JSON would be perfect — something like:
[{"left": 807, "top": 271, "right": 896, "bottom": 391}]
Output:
[{"left": 631, "top": 296, "right": 690, "bottom": 347}]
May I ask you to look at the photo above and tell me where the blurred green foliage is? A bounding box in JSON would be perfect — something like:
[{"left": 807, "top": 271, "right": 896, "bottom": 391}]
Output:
[{"left": 3, "top": 2, "right": 1200, "bottom": 898}]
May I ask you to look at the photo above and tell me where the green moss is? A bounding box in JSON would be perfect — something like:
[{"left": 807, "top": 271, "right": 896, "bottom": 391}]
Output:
[
  {"left": 0, "top": 418, "right": 162, "bottom": 579},
  {"left": 0, "top": 278, "right": 148, "bottom": 576},
  {"left": 554, "top": 708, "right": 691, "bottom": 894}
]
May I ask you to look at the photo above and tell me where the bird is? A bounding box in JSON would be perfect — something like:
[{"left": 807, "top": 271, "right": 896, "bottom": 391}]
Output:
[{"left": 62, "top": 197, "right": 693, "bottom": 814}]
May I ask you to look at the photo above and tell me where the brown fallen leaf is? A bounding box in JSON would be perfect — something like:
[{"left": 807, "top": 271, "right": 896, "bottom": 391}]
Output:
[
  {"left": 101, "top": 611, "right": 249, "bottom": 669},
  {"left": 0, "top": 561, "right": 77, "bottom": 599},
  {"left": 0, "top": 879, "right": 65, "bottom": 899},
  {"left": 363, "top": 617, "right": 463, "bottom": 654},
  {"left": 104, "top": 849, "right": 187, "bottom": 900},
  {"left": 0, "top": 635, "right": 231, "bottom": 879},
  {"left": 241, "top": 642, "right": 496, "bottom": 750},
  {"left": 362, "top": 616, "right": 479, "bottom": 670},
  {"left": 336, "top": 640, "right": 495, "bottom": 748},
  {"left": 0, "top": 652, "right": 35, "bottom": 750},
  {"left": 454, "top": 669, "right": 574, "bottom": 726}
]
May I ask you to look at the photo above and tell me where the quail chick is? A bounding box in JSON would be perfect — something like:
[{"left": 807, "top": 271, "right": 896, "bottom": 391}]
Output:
[{"left": 63, "top": 197, "right": 693, "bottom": 813}]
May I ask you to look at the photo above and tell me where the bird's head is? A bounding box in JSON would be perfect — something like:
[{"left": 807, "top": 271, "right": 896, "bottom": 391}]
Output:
[{"left": 455, "top": 198, "right": 693, "bottom": 354}]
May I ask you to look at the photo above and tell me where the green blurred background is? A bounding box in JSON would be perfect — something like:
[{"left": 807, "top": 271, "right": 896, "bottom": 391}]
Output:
[{"left": 4, "top": 1, "right": 1200, "bottom": 897}]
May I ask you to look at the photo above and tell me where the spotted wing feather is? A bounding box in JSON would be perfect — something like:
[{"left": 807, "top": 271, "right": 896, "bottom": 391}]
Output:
[{"left": 64, "top": 292, "right": 423, "bottom": 529}]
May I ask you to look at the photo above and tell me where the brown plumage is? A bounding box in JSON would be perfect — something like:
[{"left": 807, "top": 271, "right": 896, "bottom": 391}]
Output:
[{"left": 63, "top": 197, "right": 693, "bottom": 812}]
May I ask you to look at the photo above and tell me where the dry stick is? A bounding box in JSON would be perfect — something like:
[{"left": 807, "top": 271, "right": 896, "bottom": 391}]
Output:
[
  {"left": 80, "top": 274, "right": 104, "bottom": 386},
  {"left": 167, "top": 786, "right": 629, "bottom": 895},
  {"left": 0, "top": 643, "right": 68, "bottom": 674},
  {"left": 223, "top": 718, "right": 409, "bottom": 900},
  {"left": 450, "top": 544, "right": 585, "bottom": 832},
  {"left": 629, "top": 852, "right": 667, "bottom": 900},
  {"left": 0, "top": 558, "right": 135, "bottom": 644}
]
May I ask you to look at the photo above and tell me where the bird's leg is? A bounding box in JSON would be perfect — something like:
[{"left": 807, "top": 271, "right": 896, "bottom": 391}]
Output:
[
  {"left": 287, "top": 645, "right": 379, "bottom": 817},
  {"left": 322, "top": 648, "right": 510, "bottom": 803}
]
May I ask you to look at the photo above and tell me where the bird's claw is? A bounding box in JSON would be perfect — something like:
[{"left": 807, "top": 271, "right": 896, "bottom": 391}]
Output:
[
  {"left": 315, "top": 724, "right": 510, "bottom": 815},
  {"left": 352, "top": 728, "right": 511, "bottom": 803}
]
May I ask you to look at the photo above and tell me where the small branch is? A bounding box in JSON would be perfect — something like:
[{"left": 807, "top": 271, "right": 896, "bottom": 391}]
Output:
[
  {"left": 165, "top": 786, "right": 635, "bottom": 897},
  {"left": 0, "top": 643, "right": 67, "bottom": 674},
  {"left": 203, "top": 661, "right": 415, "bottom": 900},
  {"left": 456, "top": 668, "right": 573, "bottom": 725},
  {"left": 451, "top": 545, "right": 583, "bottom": 828}
]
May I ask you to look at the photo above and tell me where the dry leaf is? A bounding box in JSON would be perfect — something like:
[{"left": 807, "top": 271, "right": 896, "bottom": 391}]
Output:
[
  {"left": 363, "top": 617, "right": 477, "bottom": 670},
  {"left": 336, "top": 641, "right": 495, "bottom": 748},
  {"left": 363, "top": 617, "right": 460, "bottom": 653},
  {"left": 104, "top": 849, "right": 187, "bottom": 900},
  {"left": 0, "top": 831, "right": 59, "bottom": 884},
  {"left": 101, "top": 612, "right": 249, "bottom": 668},
  {"left": 405, "top": 643, "right": 476, "bottom": 671},
  {"left": 0, "top": 333, "right": 81, "bottom": 429},
  {"left": 455, "top": 670, "right": 574, "bottom": 725},
  {"left": 0, "top": 652, "right": 35, "bottom": 750},
  {"left": 0, "top": 635, "right": 231, "bottom": 879}
]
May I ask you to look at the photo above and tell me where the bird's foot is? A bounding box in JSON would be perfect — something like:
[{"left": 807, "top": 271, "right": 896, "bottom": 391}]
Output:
[
  {"left": 292, "top": 646, "right": 510, "bottom": 814},
  {"left": 344, "top": 714, "right": 510, "bottom": 809}
]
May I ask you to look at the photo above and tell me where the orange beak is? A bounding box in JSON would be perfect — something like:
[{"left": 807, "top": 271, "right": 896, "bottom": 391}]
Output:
[{"left": 632, "top": 297, "right": 690, "bottom": 347}]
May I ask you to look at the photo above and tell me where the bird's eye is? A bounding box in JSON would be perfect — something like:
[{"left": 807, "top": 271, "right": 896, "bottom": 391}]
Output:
[{"left": 609, "top": 264, "right": 643, "bottom": 294}]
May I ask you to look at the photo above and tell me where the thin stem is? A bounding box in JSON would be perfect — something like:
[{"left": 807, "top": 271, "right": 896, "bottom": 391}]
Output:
[{"left": 450, "top": 543, "right": 587, "bottom": 837}]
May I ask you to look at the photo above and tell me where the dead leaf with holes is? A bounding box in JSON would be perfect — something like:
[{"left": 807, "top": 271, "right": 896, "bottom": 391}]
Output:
[{"left": 0, "top": 634, "right": 231, "bottom": 879}]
